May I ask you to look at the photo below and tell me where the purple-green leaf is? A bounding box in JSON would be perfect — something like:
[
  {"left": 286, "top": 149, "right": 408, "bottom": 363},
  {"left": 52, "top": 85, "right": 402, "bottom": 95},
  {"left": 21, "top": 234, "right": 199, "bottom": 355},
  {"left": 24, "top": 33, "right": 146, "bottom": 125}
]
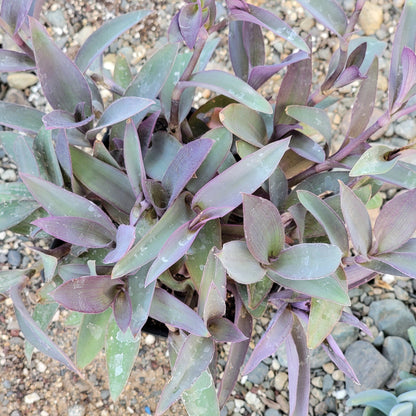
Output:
[
  {"left": 0, "top": 0, "right": 31, "bottom": 34},
  {"left": 229, "top": 20, "right": 249, "bottom": 80},
  {"left": 290, "top": 132, "right": 326, "bottom": 163},
  {"left": 20, "top": 173, "right": 116, "bottom": 234},
  {"left": 145, "top": 221, "right": 200, "bottom": 286},
  {"left": 297, "top": 190, "right": 349, "bottom": 256},
  {"left": 149, "top": 288, "right": 209, "bottom": 336},
  {"left": 208, "top": 317, "right": 247, "bottom": 343},
  {"left": 162, "top": 138, "right": 213, "bottom": 207},
  {"left": 220, "top": 103, "right": 267, "bottom": 147},
  {"left": 268, "top": 243, "right": 342, "bottom": 280},
  {"left": 0, "top": 50, "right": 35, "bottom": 71},
  {"left": 0, "top": 269, "right": 27, "bottom": 293},
  {"left": 295, "top": 0, "right": 347, "bottom": 36},
  {"left": 243, "top": 305, "right": 293, "bottom": 375},
  {"left": 51, "top": 275, "right": 123, "bottom": 313},
  {"left": 393, "top": 47, "right": 416, "bottom": 111},
  {"left": 217, "top": 241, "right": 267, "bottom": 284},
  {"left": 0, "top": 102, "right": 44, "bottom": 133},
  {"left": 10, "top": 285, "right": 81, "bottom": 375},
  {"left": 179, "top": 2, "right": 202, "bottom": 49},
  {"left": 42, "top": 110, "right": 94, "bottom": 130},
  {"left": 30, "top": 17, "right": 92, "bottom": 114},
  {"left": 156, "top": 334, "right": 214, "bottom": 416},
  {"left": 243, "top": 194, "right": 284, "bottom": 264},
  {"left": 339, "top": 181, "right": 373, "bottom": 256},
  {"left": 113, "top": 289, "right": 132, "bottom": 333},
  {"left": 103, "top": 224, "right": 136, "bottom": 264},
  {"left": 32, "top": 216, "right": 115, "bottom": 248},
  {"left": 192, "top": 138, "right": 290, "bottom": 214},
  {"left": 373, "top": 188, "right": 416, "bottom": 254},
  {"left": 350, "top": 144, "right": 398, "bottom": 177},
  {"left": 372, "top": 252, "right": 416, "bottom": 278},
  {"left": 180, "top": 70, "right": 273, "bottom": 114},
  {"left": 75, "top": 10, "right": 152, "bottom": 73}
]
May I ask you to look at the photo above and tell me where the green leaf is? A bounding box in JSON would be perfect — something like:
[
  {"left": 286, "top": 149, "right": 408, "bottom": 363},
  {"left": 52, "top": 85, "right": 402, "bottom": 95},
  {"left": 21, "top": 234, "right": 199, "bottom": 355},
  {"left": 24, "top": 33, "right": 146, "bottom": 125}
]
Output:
[
  {"left": 339, "top": 181, "right": 372, "bottom": 256},
  {"left": 181, "top": 70, "right": 273, "bottom": 114},
  {"left": 346, "top": 390, "right": 397, "bottom": 414},
  {"left": 76, "top": 308, "right": 111, "bottom": 369},
  {"left": 390, "top": 402, "right": 414, "bottom": 416},
  {"left": 242, "top": 194, "right": 284, "bottom": 264},
  {"left": 219, "top": 103, "right": 267, "bottom": 146},
  {"left": 350, "top": 145, "right": 398, "bottom": 177},
  {"left": 374, "top": 161, "right": 416, "bottom": 189},
  {"left": 297, "top": 190, "right": 349, "bottom": 256},
  {"left": 192, "top": 139, "right": 290, "bottom": 214},
  {"left": 0, "top": 102, "right": 44, "bottom": 133},
  {"left": 286, "top": 105, "right": 332, "bottom": 142},
  {"left": 106, "top": 318, "right": 141, "bottom": 400},
  {"left": 0, "top": 269, "right": 27, "bottom": 293},
  {"left": 268, "top": 243, "right": 342, "bottom": 280},
  {"left": 156, "top": 335, "right": 215, "bottom": 415},
  {"left": 395, "top": 375, "right": 416, "bottom": 395},
  {"left": 113, "top": 193, "right": 195, "bottom": 278},
  {"left": 113, "top": 55, "right": 132, "bottom": 90},
  {"left": 248, "top": 276, "right": 273, "bottom": 310},
  {"left": 38, "top": 252, "right": 58, "bottom": 282},
  {"left": 70, "top": 146, "right": 136, "bottom": 214},
  {"left": 217, "top": 241, "right": 266, "bottom": 284},
  {"left": 64, "top": 311, "right": 83, "bottom": 327},
  {"left": 289, "top": 132, "right": 326, "bottom": 163},
  {"left": 236, "top": 140, "right": 257, "bottom": 159},
  {"left": 75, "top": 10, "right": 152, "bottom": 73},
  {"left": 307, "top": 298, "right": 343, "bottom": 349}
]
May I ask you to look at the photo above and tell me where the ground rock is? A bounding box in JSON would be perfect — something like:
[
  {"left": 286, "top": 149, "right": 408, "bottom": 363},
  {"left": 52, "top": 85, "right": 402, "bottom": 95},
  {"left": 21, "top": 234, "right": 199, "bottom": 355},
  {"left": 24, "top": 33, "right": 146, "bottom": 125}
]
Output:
[
  {"left": 7, "top": 73, "right": 38, "bottom": 90},
  {"left": 359, "top": 2, "right": 383, "bottom": 35},
  {"left": 345, "top": 341, "right": 393, "bottom": 396}
]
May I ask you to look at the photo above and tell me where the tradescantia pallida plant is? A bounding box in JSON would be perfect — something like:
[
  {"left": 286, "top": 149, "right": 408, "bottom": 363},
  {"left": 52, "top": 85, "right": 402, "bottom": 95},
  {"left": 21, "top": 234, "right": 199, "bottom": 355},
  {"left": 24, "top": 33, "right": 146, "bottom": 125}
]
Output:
[{"left": 1, "top": 0, "right": 416, "bottom": 414}]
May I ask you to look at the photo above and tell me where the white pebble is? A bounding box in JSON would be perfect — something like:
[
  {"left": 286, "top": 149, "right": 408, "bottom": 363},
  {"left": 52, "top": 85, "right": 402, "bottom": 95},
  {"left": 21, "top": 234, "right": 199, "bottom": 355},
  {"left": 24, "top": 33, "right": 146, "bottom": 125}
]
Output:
[
  {"left": 2, "top": 169, "right": 17, "bottom": 182},
  {"left": 24, "top": 392, "right": 40, "bottom": 404},
  {"left": 145, "top": 334, "right": 155, "bottom": 346},
  {"left": 382, "top": 274, "right": 395, "bottom": 284},
  {"left": 240, "top": 375, "right": 248, "bottom": 385},
  {"left": 235, "top": 399, "right": 245, "bottom": 409},
  {"left": 333, "top": 389, "right": 347, "bottom": 400},
  {"left": 36, "top": 361, "right": 47, "bottom": 373},
  {"left": 40, "top": 411, "right": 49, "bottom": 416}
]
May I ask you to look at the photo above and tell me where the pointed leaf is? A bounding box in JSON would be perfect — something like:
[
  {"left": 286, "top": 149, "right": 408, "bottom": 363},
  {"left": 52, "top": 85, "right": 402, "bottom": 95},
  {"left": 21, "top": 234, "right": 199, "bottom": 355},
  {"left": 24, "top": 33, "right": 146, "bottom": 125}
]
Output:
[
  {"left": 20, "top": 173, "right": 116, "bottom": 234},
  {"left": 373, "top": 252, "right": 416, "bottom": 278},
  {"left": 30, "top": 17, "right": 92, "bottom": 114},
  {"left": 373, "top": 188, "right": 416, "bottom": 253},
  {"left": 103, "top": 224, "right": 135, "bottom": 264},
  {"left": 339, "top": 181, "right": 372, "bottom": 255},
  {"left": 42, "top": 109, "right": 94, "bottom": 130},
  {"left": 33, "top": 216, "right": 114, "bottom": 248},
  {"left": 208, "top": 317, "right": 247, "bottom": 343},
  {"left": 180, "top": 70, "right": 273, "bottom": 114},
  {"left": 0, "top": 50, "right": 35, "bottom": 71},
  {"left": 10, "top": 285, "right": 80, "bottom": 375},
  {"left": 51, "top": 276, "right": 123, "bottom": 313},
  {"left": 297, "top": 190, "right": 349, "bottom": 256},
  {"left": 149, "top": 288, "right": 209, "bottom": 337},
  {"left": 70, "top": 146, "right": 136, "bottom": 214},
  {"left": 76, "top": 308, "right": 111, "bottom": 368},
  {"left": 156, "top": 335, "right": 215, "bottom": 416},
  {"left": 307, "top": 298, "right": 343, "bottom": 349},
  {"left": 193, "top": 139, "right": 289, "bottom": 214},
  {"left": 1, "top": 0, "right": 32, "bottom": 34},
  {"left": 229, "top": 20, "right": 249, "bottom": 80},
  {"left": 289, "top": 132, "right": 326, "bottom": 163},
  {"left": 113, "top": 193, "right": 194, "bottom": 278},
  {"left": 113, "top": 289, "right": 132, "bottom": 333},
  {"left": 217, "top": 241, "right": 266, "bottom": 284},
  {"left": 220, "top": 103, "right": 267, "bottom": 147},
  {"left": 268, "top": 243, "right": 342, "bottom": 280},
  {"left": 243, "top": 307, "right": 293, "bottom": 375},
  {"left": 106, "top": 318, "right": 141, "bottom": 399},
  {"left": 75, "top": 10, "right": 152, "bottom": 73},
  {"left": 347, "top": 390, "right": 397, "bottom": 413},
  {"left": 0, "top": 269, "right": 27, "bottom": 293},
  {"left": 0, "top": 102, "right": 44, "bottom": 133},
  {"left": 350, "top": 144, "right": 398, "bottom": 177},
  {"left": 145, "top": 221, "right": 200, "bottom": 286},
  {"left": 179, "top": 3, "right": 202, "bottom": 49},
  {"left": 162, "top": 138, "right": 213, "bottom": 207},
  {"left": 243, "top": 194, "right": 284, "bottom": 264}
]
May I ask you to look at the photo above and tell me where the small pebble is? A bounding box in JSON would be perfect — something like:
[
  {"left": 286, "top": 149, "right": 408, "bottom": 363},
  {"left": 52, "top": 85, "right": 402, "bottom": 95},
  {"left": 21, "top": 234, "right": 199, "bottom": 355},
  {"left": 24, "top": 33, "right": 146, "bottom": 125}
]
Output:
[
  {"left": 7, "top": 250, "right": 22, "bottom": 267},
  {"left": 145, "top": 334, "right": 156, "bottom": 346},
  {"left": 332, "top": 370, "right": 345, "bottom": 381},
  {"left": 36, "top": 361, "right": 47, "bottom": 373},
  {"left": 24, "top": 392, "right": 40, "bottom": 404},
  {"left": 332, "top": 389, "right": 347, "bottom": 400},
  {"left": 68, "top": 404, "right": 85, "bottom": 416}
]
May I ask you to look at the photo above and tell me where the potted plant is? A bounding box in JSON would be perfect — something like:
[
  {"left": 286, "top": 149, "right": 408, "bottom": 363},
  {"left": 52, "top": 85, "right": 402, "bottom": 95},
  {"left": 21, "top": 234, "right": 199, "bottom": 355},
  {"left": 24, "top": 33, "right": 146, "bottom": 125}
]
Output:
[{"left": 1, "top": 0, "right": 416, "bottom": 415}]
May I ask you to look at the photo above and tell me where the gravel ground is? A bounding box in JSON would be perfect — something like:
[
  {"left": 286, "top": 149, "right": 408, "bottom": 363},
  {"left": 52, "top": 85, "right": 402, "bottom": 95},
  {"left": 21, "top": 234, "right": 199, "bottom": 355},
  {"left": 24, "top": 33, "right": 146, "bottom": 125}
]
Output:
[{"left": 1, "top": 1, "right": 415, "bottom": 416}]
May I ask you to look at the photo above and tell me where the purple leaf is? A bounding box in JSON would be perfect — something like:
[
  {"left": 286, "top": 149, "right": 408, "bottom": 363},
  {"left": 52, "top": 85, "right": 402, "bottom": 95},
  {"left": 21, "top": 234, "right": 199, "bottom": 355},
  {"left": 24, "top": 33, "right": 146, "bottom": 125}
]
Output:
[
  {"left": 340, "top": 311, "right": 372, "bottom": 338},
  {"left": 217, "top": 241, "right": 267, "bottom": 284},
  {"left": 42, "top": 110, "right": 94, "bottom": 130},
  {"left": 229, "top": 20, "right": 249, "bottom": 80},
  {"left": 285, "top": 314, "right": 310, "bottom": 416},
  {"left": 248, "top": 50, "right": 309, "bottom": 90},
  {"left": 0, "top": 0, "right": 32, "bottom": 34},
  {"left": 333, "top": 65, "right": 366, "bottom": 88},
  {"left": 75, "top": 10, "right": 152, "bottom": 73},
  {"left": 227, "top": 0, "right": 309, "bottom": 52},
  {"left": 103, "top": 224, "right": 136, "bottom": 264},
  {"left": 345, "top": 42, "right": 368, "bottom": 70},
  {"left": 33, "top": 216, "right": 115, "bottom": 248},
  {"left": 394, "top": 47, "right": 416, "bottom": 111},
  {"left": 113, "top": 289, "right": 132, "bottom": 333},
  {"left": 54, "top": 129, "right": 72, "bottom": 180},
  {"left": 372, "top": 252, "right": 416, "bottom": 278},
  {"left": 20, "top": 173, "right": 116, "bottom": 234},
  {"left": 149, "top": 288, "right": 209, "bottom": 337},
  {"left": 30, "top": 17, "right": 92, "bottom": 114},
  {"left": 373, "top": 184, "right": 416, "bottom": 254},
  {"left": 243, "top": 305, "right": 292, "bottom": 375},
  {"left": 242, "top": 194, "right": 284, "bottom": 264},
  {"left": 0, "top": 50, "right": 35, "bottom": 71},
  {"left": 138, "top": 111, "right": 160, "bottom": 153},
  {"left": 268, "top": 243, "right": 342, "bottom": 280},
  {"left": 51, "top": 275, "right": 123, "bottom": 313},
  {"left": 339, "top": 181, "right": 372, "bottom": 256},
  {"left": 145, "top": 221, "right": 200, "bottom": 286},
  {"left": 192, "top": 139, "right": 290, "bottom": 214},
  {"left": 322, "top": 335, "right": 359, "bottom": 383},
  {"left": 0, "top": 101, "right": 44, "bottom": 133},
  {"left": 179, "top": 2, "right": 202, "bottom": 49},
  {"left": 10, "top": 285, "right": 81, "bottom": 375},
  {"left": 208, "top": 317, "right": 247, "bottom": 342},
  {"left": 162, "top": 138, "right": 213, "bottom": 207},
  {"left": 295, "top": 0, "right": 347, "bottom": 36},
  {"left": 156, "top": 335, "right": 214, "bottom": 416},
  {"left": 242, "top": 21, "right": 265, "bottom": 69}
]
